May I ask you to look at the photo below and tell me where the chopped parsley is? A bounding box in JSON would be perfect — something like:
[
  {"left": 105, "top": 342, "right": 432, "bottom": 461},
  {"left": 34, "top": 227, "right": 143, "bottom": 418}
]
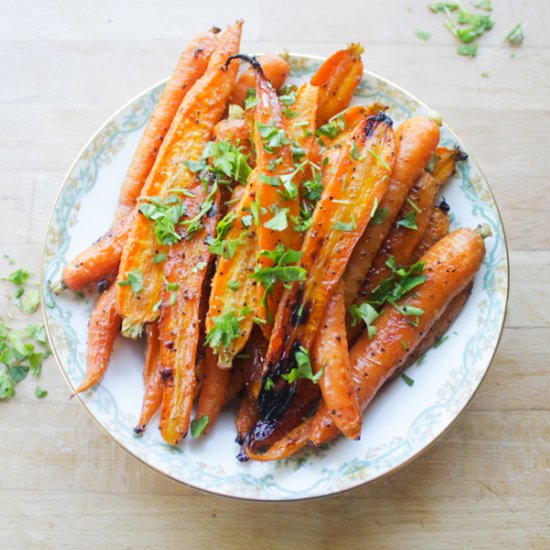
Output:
[
  {"left": 279, "top": 85, "right": 297, "bottom": 106},
  {"left": 401, "top": 372, "right": 415, "bottom": 387},
  {"left": 139, "top": 196, "right": 186, "bottom": 245},
  {"left": 205, "top": 307, "right": 253, "bottom": 351},
  {"left": 244, "top": 88, "right": 259, "bottom": 110},
  {"left": 415, "top": 30, "right": 432, "bottom": 41},
  {"left": 190, "top": 414, "right": 209, "bottom": 438},
  {"left": 457, "top": 43, "right": 478, "bottom": 57},
  {"left": 208, "top": 231, "right": 247, "bottom": 259},
  {"left": 228, "top": 280, "right": 239, "bottom": 291},
  {"left": 350, "top": 140, "right": 360, "bottom": 160},
  {"left": 153, "top": 253, "right": 167, "bottom": 264},
  {"left": 434, "top": 334, "right": 449, "bottom": 348},
  {"left": 281, "top": 346, "right": 323, "bottom": 384},
  {"left": 35, "top": 385, "right": 48, "bottom": 398},
  {"left": 163, "top": 278, "right": 179, "bottom": 306},
  {"left": 264, "top": 208, "right": 289, "bottom": 231},
  {"left": 3, "top": 268, "right": 30, "bottom": 286},
  {"left": 316, "top": 115, "right": 346, "bottom": 139},
  {"left": 117, "top": 269, "right": 144, "bottom": 296},
  {"left": 428, "top": 3, "right": 458, "bottom": 12},
  {"left": 256, "top": 122, "right": 290, "bottom": 153},
  {"left": 370, "top": 206, "right": 389, "bottom": 226},
  {"left": 348, "top": 302, "right": 378, "bottom": 338},
  {"left": 396, "top": 210, "right": 419, "bottom": 230},
  {"left": 333, "top": 215, "right": 357, "bottom": 232},
  {"left": 506, "top": 23, "right": 524, "bottom": 45}
]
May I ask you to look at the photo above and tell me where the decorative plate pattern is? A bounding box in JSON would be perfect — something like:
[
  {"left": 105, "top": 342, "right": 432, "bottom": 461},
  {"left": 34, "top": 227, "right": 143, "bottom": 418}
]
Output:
[{"left": 42, "top": 54, "right": 509, "bottom": 501}]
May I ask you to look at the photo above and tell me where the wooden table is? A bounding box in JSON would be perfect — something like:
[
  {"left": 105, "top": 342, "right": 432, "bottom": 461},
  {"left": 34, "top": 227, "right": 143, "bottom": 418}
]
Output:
[{"left": 1, "top": 1, "right": 548, "bottom": 547}]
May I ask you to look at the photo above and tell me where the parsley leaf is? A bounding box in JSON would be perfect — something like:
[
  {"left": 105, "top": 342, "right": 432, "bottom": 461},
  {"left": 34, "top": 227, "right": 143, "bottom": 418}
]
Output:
[
  {"left": 205, "top": 307, "right": 252, "bottom": 350},
  {"left": 396, "top": 210, "right": 418, "bottom": 230},
  {"left": 279, "top": 85, "right": 297, "bottom": 106},
  {"left": 281, "top": 346, "right": 323, "bottom": 384},
  {"left": 3, "top": 268, "right": 30, "bottom": 285},
  {"left": 370, "top": 206, "right": 389, "bottom": 226},
  {"left": 35, "top": 385, "right": 48, "bottom": 398},
  {"left": 257, "top": 123, "right": 290, "bottom": 153},
  {"left": 244, "top": 88, "right": 259, "bottom": 110},
  {"left": 139, "top": 196, "right": 186, "bottom": 245},
  {"left": 348, "top": 302, "right": 378, "bottom": 338},
  {"left": 350, "top": 140, "right": 360, "bottom": 160},
  {"left": 506, "top": 23, "right": 524, "bottom": 45},
  {"left": 117, "top": 269, "right": 144, "bottom": 296},
  {"left": 316, "top": 115, "right": 346, "bottom": 139},
  {"left": 428, "top": 2, "right": 458, "bottom": 12},
  {"left": 17, "top": 288, "right": 40, "bottom": 314},
  {"left": 457, "top": 43, "right": 478, "bottom": 57},
  {"left": 264, "top": 208, "right": 289, "bottom": 231},
  {"left": 153, "top": 253, "right": 167, "bottom": 264},
  {"left": 190, "top": 414, "right": 209, "bottom": 438},
  {"left": 333, "top": 215, "right": 357, "bottom": 232},
  {"left": 415, "top": 30, "right": 432, "bottom": 41},
  {"left": 401, "top": 372, "right": 415, "bottom": 387}
]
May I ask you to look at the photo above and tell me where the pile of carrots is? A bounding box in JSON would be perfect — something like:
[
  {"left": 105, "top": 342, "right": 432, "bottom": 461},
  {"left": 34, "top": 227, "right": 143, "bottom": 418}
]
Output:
[{"left": 56, "top": 21, "right": 488, "bottom": 461}]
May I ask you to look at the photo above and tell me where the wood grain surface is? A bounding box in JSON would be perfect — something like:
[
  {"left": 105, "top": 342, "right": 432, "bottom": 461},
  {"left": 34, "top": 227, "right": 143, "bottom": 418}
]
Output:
[{"left": 0, "top": 0, "right": 548, "bottom": 548}]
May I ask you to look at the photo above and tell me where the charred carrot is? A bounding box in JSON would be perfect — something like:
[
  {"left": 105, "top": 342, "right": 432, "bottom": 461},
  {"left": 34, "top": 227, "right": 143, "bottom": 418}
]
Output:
[
  {"left": 411, "top": 206, "right": 450, "bottom": 263},
  {"left": 230, "top": 53, "right": 290, "bottom": 106},
  {"left": 74, "top": 284, "right": 121, "bottom": 394},
  {"left": 311, "top": 43, "right": 364, "bottom": 126},
  {"left": 117, "top": 22, "right": 242, "bottom": 337},
  {"left": 61, "top": 31, "right": 219, "bottom": 292},
  {"left": 249, "top": 114, "right": 395, "bottom": 446},
  {"left": 236, "top": 393, "right": 260, "bottom": 445},
  {"left": 343, "top": 116, "right": 441, "bottom": 308},
  {"left": 311, "top": 280, "right": 361, "bottom": 440}
]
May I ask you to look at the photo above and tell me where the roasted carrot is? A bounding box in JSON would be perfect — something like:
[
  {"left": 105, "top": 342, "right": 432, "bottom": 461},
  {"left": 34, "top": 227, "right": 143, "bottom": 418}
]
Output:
[
  {"left": 343, "top": 116, "right": 441, "bottom": 308},
  {"left": 311, "top": 280, "right": 361, "bottom": 440},
  {"left": 117, "top": 22, "right": 242, "bottom": 337},
  {"left": 205, "top": 173, "right": 260, "bottom": 369},
  {"left": 230, "top": 53, "right": 290, "bottom": 106},
  {"left": 225, "top": 362, "right": 245, "bottom": 404},
  {"left": 134, "top": 323, "right": 162, "bottom": 434},
  {"left": 250, "top": 114, "right": 395, "bottom": 444},
  {"left": 311, "top": 43, "right": 364, "bottom": 126},
  {"left": 74, "top": 284, "right": 121, "bottom": 394},
  {"left": 311, "top": 227, "right": 488, "bottom": 445},
  {"left": 430, "top": 146, "right": 466, "bottom": 187},
  {"left": 399, "top": 284, "right": 472, "bottom": 373},
  {"left": 411, "top": 205, "right": 450, "bottom": 263},
  {"left": 355, "top": 172, "right": 441, "bottom": 304},
  {"left": 61, "top": 31, "right": 219, "bottom": 292},
  {"left": 236, "top": 393, "right": 260, "bottom": 445},
  {"left": 193, "top": 347, "right": 232, "bottom": 437},
  {"left": 158, "top": 189, "right": 220, "bottom": 445}
]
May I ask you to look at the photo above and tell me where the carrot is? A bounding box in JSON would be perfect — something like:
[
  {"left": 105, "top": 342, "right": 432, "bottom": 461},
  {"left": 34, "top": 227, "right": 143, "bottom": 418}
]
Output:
[
  {"left": 399, "top": 283, "right": 472, "bottom": 373},
  {"left": 74, "top": 284, "right": 121, "bottom": 394},
  {"left": 355, "top": 172, "right": 441, "bottom": 305},
  {"left": 61, "top": 31, "right": 219, "bottom": 292},
  {"left": 250, "top": 114, "right": 395, "bottom": 444},
  {"left": 343, "top": 116, "right": 441, "bottom": 308},
  {"left": 134, "top": 323, "right": 163, "bottom": 434},
  {"left": 311, "top": 280, "right": 361, "bottom": 440},
  {"left": 236, "top": 393, "right": 260, "bottom": 445},
  {"left": 193, "top": 347, "right": 232, "bottom": 437},
  {"left": 204, "top": 173, "right": 260, "bottom": 369},
  {"left": 430, "top": 146, "right": 466, "bottom": 187},
  {"left": 411, "top": 205, "right": 450, "bottom": 263},
  {"left": 230, "top": 53, "right": 290, "bottom": 106},
  {"left": 116, "top": 22, "right": 242, "bottom": 337},
  {"left": 225, "top": 362, "right": 245, "bottom": 404},
  {"left": 158, "top": 189, "right": 220, "bottom": 445},
  {"left": 311, "top": 227, "right": 488, "bottom": 445},
  {"left": 311, "top": 43, "right": 364, "bottom": 126},
  {"left": 242, "top": 326, "right": 268, "bottom": 399}
]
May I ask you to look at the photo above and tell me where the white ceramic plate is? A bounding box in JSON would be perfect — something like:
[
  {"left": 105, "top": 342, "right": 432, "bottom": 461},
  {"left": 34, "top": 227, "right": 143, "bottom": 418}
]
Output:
[{"left": 42, "top": 54, "right": 509, "bottom": 501}]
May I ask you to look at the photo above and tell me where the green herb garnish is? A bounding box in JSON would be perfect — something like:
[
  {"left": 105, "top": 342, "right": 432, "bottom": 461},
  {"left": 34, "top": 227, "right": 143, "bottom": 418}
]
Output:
[
  {"left": 281, "top": 346, "right": 323, "bottom": 384},
  {"left": 190, "top": 415, "right": 209, "bottom": 438},
  {"left": 117, "top": 269, "right": 144, "bottom": 296},
  {"left": 506, "top": 23, "right": 524, "bottom": 45}
]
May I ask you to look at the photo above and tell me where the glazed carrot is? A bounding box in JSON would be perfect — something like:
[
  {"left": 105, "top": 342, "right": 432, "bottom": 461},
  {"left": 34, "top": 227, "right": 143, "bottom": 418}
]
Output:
[
  {"left": 311, "top": 280, "right": 361, "bottom": 440},
  {"left": 158, "top": 191, "right": 220, "bottom": 445},
  {"left": 236, "top": 393, "right": 260, "bottom": 445},
  {"left": 74, "top": 285, "right": 121, "bottom": 394},
  {"left": 400, "top": 284, "right": 471, "bottom": 373},
  {"left": 205, "top": 173, "right": 260, "bottom": 369},
  {"left": 311, "top": 227, "right": 488, "bottom": 445},
  {"left": 430, "top": 146, "right": 466, "bottom": 187},
  {"left": 230, "top": 53, "right": 290, "bottom": 106},
  {"left": 143, "top": 322, "right": 160, "bottom": 383},
  {"left": 250, "top": 114, "right": 395, "bottom": 443},
  {"left": 242, "top": 326, "right": 268, "bottom": 399},
  {"left": 61, "top": 31, "right": 219, "bottom": 292},
  {"left": 117, "top": 22, "right": 242, "bottom": 337},
  {"left": 343, "top": 116, "right": 441, "bottom": 308},
  {"left": 193, "top": 347, "right": 232, "bottom": 437},
  {"left": 311, "top": 43, "right": 364, "bottom": 126},
  {"left": 355, "top": 172, "right": 441, "bottom": 304},
  {"left": 411, "top": 206, "right": 450, "bottom": 263},
  {"left": 225, "top": 362, "right": 245, "bottom": 404}
]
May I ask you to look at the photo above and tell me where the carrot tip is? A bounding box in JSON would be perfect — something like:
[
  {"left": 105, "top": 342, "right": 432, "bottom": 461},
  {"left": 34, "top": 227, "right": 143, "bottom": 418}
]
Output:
[
  {"left": 133, "top": 425, "right": 145, "bottom": 436},
  {"left": 50, "top": 279, "right": 66, "bottom": 295},
  {"left": 121, "top": 318, "right": 144, "bottom": 339}
]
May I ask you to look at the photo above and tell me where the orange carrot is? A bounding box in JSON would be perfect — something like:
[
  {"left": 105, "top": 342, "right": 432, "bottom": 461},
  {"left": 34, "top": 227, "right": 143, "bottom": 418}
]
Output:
[
  {"left": 74, "top": 284, "right": 121, "bottom": 394},
  {"left": 311, "top": 44, "right": 364, "bottom": 126},
  {"left": 312, "top": 227, "right": 488, "bottom": 445},
  {"left": 311, "top": 280, "right": 361, "bottom": 441},
  {"left": 236, "top": 393, "right": 260, "bottom": 445},
  {"left": 250, "top": 114, "right": 395, "bottom": 446},
  {"left": 343, "top": 116, "right": 441, "bottom": 308},
  {"left": 230, "top": 53, "right": 290, "bottom": 106},
  {"left": 61, "top": 31, "right": 219, "bottom": 292},
  {"left": 213, "top": 118, "right": 254, "bottom": 159},
  {"left": 116, "top": 22, "right": 242, "bottom": 337},
  {"left": 411, "top": 206, "right": 450, "bottom": 263},
  {"left": 193, "top": 347, "right": 232, "bottom": 437}
]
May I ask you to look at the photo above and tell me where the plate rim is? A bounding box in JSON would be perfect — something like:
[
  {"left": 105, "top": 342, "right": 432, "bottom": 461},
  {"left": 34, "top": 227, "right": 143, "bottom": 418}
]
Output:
[{"left": 40, "top": 52, "right": 510, "bottom": 502}]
